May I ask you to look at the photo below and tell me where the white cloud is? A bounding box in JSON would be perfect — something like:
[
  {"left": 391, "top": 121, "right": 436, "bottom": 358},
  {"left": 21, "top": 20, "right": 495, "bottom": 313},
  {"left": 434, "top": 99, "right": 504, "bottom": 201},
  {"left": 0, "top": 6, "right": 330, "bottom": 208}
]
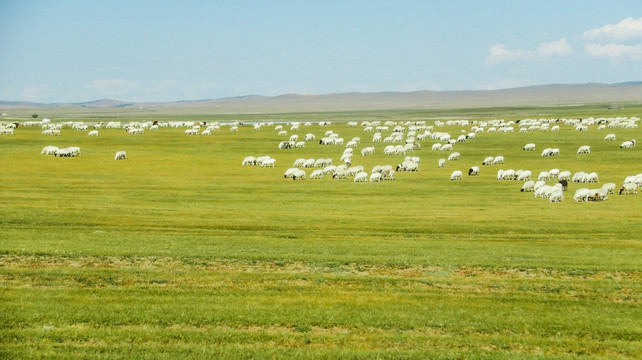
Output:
[
  {"left": 537, "top": 38, "right": 573, "bottom": 57},
  {"left": 486, "top": 39, "right": 573, "bottom": 66},
  {"left": 583, "top": 17, "right": 642, "bottom": 40},
  {"left": 585, "top": 43, "right": 642, "bottom": 60},
  {"left": 90, "top": 78, "right": 138, "bottom": 97},
  {"left": 485, "top": 44, "right": 527, "bottom": 65}
]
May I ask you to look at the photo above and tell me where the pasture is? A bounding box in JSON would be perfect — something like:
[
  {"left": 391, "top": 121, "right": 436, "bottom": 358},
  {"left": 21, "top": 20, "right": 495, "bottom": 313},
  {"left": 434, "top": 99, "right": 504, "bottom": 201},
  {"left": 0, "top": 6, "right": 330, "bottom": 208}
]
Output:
[{"left": 1, "top": 105, "right": 641, "bottom": 359}]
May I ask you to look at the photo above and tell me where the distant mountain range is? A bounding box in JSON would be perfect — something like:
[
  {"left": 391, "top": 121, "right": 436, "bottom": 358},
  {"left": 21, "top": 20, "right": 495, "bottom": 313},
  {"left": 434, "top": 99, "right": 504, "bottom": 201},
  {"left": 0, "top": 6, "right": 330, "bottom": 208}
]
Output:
[{"left": 2, "top": 82, "right": 642, "bottom": 113}]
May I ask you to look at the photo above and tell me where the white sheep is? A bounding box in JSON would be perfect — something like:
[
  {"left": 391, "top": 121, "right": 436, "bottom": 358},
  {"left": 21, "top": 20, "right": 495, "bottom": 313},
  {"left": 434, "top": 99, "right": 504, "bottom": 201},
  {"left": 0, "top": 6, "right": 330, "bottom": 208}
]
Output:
[
  {"left": 309, "top": 169, "right": 324, "bottom": 179},
  {"left": 533, "top": 180, "right": 547, "bottom": 191},
  {"left": 284, "top": 168, "right": 299, "bottom": 178},
  {"left": 261, "top": 158, "right": 276, "bottom": 167},
  {"left": 521, "top": 180, "right": 535, "bottom": 192},
  {"left": 369, "top": 172, "right": 382, "bottom": 182},
  {"left": 333, "top": 168, "right": 348, "bottom": 179},
  {"left": 502, "top": 169, "right": 517, "bottom": 180},
  {"left": 549, "top": 189, "right": 564, "bottom": 202},
  {"left": 448, "top": 152, "right": 460, "bottom": 161},
  {"left": 450, "top": 170, "right": 463, "bottom": 181},
  {"left": 361, "top": 146, "right": 375, "bottom": 156},
  {"left": 41, "top": 145, "right": 59, "bottom": 155},
  {"left": 292, "top": 169, "right": 306, "bottom": 180},
  {"left": 482, "top": 156, "right": 494, "bottom": 165},
  {"left": 396, "top": 160, "right": 418, "bottom": 172},
  {"left": 114, "top": 151, "right": 127, "bottom": 160},
  {"left": 468, "top": 166, "right": 480, "bottom": 176},
  {"left": 558, "top": 171, "right": 572, "bottom": 181},
  {"left": 573, "top": 188, "right": 591, "bottom": 202},
  {"left": 604, "top": 133, "right": 616, "bottom": 141},
  {"left": 242, "top": 156, "right": 257, "bottom": 165},
  {"left": 537, "top": 171, "right": 550, "bottom": 181},
  {"left": 601, "top": 183, "right": 616, "bottom": 194},
  {"left": 619, "top": 182, "right": 638, "bottom": 195},
  {"left": 516, "top": 170, "right": 532, "bottom": 181},
  {"left": 354, "top": 171, "right": 368, "bottom": 182},
  {"left": 381, "top": 168, "right": 395, "bottom": 180},
  {"left": 577, "top": 145, "right": 591, "bottom": 154},
  {"left": 438, "top": 158, "right": 446, "bottom": 168},
  {"left": 88, "top": 130, "right": 99, "bottom": 136},
  {"left": 523, "top": 143, "right": 536, "bottom": 151},
  {"left": 302, "top": 159, "right": 315, "bottom": 168},
  {"left": 620, "top": 140, "right": 635, "bottom": 149}
]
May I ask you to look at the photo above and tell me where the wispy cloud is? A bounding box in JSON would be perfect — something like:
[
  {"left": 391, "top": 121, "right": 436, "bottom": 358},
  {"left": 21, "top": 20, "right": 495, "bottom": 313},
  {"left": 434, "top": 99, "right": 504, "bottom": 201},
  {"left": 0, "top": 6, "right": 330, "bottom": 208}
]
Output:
[
  {"left": 583, "top": 17, "right": 642, "bottom": 40},
  {"left": 90, "top": 78, "right": 138, "bottom": 97},
  {"left": 485, "top": 44, "right": 527, "bottom": 65},
  {"left": 485, "top": 38, "right": 573, "bottom": 65},
  {"left": 536, "top": 38, "right": 573, "bottom": 57},
  {"left": 585, "top": 43, "right": 642, "bottom": 60}
]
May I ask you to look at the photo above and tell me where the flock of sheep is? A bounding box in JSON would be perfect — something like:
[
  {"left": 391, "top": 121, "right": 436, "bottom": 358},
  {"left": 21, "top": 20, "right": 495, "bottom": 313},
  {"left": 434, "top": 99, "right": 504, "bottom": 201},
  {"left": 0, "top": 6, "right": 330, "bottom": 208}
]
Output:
[
  {"left": 239, "top": 116, "right": 640, "bottom": 203},
  {"left": 2, "top": 114, "right": 640, "bottom": 204}
]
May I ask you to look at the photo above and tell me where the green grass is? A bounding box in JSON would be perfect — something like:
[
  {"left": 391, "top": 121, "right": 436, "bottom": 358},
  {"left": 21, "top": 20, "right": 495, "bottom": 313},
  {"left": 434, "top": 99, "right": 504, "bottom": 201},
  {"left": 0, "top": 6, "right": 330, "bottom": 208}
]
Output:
[{"left": 1, "top": 105, "right": 641, "bottom": 359}]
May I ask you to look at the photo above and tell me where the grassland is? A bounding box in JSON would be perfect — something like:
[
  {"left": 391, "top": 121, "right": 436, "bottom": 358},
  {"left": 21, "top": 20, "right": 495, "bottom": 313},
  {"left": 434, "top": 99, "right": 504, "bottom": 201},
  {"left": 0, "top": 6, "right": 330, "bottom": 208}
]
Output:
[{"left": 1, "top": 104, "right": 641, "bottom": 359}]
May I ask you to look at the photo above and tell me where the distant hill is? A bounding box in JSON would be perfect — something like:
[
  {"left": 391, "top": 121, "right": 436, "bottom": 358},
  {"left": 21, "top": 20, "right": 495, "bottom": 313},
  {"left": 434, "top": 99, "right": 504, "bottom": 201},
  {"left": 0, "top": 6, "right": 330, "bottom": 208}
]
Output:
[{"left": 2, "top": 82, "right": 642, "bottom": 113}]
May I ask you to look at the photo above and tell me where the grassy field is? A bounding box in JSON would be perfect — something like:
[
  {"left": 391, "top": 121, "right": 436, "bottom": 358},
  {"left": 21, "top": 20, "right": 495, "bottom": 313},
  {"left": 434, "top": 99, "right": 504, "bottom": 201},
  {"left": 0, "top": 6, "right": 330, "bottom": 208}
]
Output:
[{"left": 1, "top": 104, "right": 641, "bottom": 359}]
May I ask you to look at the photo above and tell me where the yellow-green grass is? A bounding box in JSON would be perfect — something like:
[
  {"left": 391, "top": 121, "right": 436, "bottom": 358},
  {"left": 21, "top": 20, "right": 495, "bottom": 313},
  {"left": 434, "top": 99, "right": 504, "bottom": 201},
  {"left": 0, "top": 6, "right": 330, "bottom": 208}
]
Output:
[{"left": 1, "top": 106, "right": 641, "bottom": 359}]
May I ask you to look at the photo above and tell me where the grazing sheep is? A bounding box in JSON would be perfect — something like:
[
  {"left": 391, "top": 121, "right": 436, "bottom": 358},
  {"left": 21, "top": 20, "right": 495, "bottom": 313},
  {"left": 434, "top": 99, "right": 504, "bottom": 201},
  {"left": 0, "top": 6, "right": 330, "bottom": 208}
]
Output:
[
  {"left": 619, "top": 182, "right": 638, "bottom": 195},
  {"left": 577, "top": 145, "right": 591, "bottom": 154},
  {"left": 114, "top": 151, "right": 127, "bottom": 160},
  {"left": 558, "top": 171, "right": 572, "bottom": 181},
  {"left": 41, "top": 145, "right": 59, "bottom": 155},
  {"left": 302, "top": 159, "right": 315, "bottom": 168},
  {"left": 332, "top": 169, "right": 348, "bottom": 179},
  {"left": 354, "top": 171, "right": 368, "bottom": 182},
  {"left": 396, "top": 160, "right": 419, "bottom": 172},
  {"left": 503, "top": 169, "right": 518, "bottom": 180},
  {"left": 361, "top": 146, "right": 375, "bottom": 156},
  {"left": 242, "top": 156, "right": 257, "bottom": 165},
  {"left": 558, "top": 179, "right": 568, "bottom": 191},
  {"left": 369, "top": 172, "right": 382, "bottom": 182},
  {"left": 261, "top": 158, "right": 276, "bottom": 167},
  {"left": 573, "top": 188, "right": 591, "bottom": 202},
  {"left": 516, "top": 170, "right": 532, "bottom": 181},
  {"left": 88, "top": 130, "right": 99, "bottom": 136},
  {"left": 309, "top": 169, "right": 324, "bottom": 179},
  {"left": 620, "top": 140, "right": 635, "bottom": 149},
  {"left": 521, "top": 180, "right": 535, "bottom": 192},
  {"left": 438, "top": 158, "right": 446, "bottom": 168},
  {"left": 482, "top": 156, "right": 494, "bottom": 165},
  {"left": 588, "top": 188, "right": 608, "bottom": 201},
  {"left": 292, "top": 169, "right": 306, "bottom": 180},
  {"left": 450, "top": 170, "right": 463, "bottom": 181},
  {"left": 533, "top": 180, "right": 547, "bottom": 191},
  {"left": 538, "top": 171, "right": 550, "bottom": 181},
  {"left": 523, "top": 143, "right": 536, "bottom": 151},
  {"left": 468, "top": 166, "right": 480, "bottom": 176},
  {"left": 55, "top": 147, "right": 81, "bottom": 157},
  {"left": 284, "top": 168, "right": 299, "bottom": 178},
  {"left": 381, "top": 168, "right": 396, "bottom": 180},
  {"left": 601, "top": 182, "right": 616, "bottom": 194},
  {"left": 448, "top": 152, "right": 460, "bottom": 161},
  {"left": 549, "top": 189, "right": 564, "bottom": 202},
  {"left": 604, "top": 133, "right": 616, "bottom": 141}
]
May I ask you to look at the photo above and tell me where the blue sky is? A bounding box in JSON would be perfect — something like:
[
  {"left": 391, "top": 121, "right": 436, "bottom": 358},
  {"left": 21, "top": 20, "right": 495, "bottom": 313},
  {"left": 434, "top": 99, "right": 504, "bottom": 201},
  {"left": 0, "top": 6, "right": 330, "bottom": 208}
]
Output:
[{"left": 1, "top": 0, "right": 641, "bottom": 102}]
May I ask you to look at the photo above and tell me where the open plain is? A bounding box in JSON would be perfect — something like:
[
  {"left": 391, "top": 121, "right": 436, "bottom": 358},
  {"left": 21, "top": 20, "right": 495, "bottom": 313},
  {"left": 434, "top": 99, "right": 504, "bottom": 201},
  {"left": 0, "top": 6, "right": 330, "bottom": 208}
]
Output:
[{"left": 1, "top": 103, "right": 641, "bottom": 359}]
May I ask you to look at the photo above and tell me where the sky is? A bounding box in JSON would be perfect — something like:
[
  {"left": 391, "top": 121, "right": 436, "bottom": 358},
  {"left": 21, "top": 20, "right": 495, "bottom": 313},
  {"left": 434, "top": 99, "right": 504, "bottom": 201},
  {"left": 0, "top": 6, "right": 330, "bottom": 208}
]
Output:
[{"left": 1, "top": 0, "right": 641, "bottom": 103}]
